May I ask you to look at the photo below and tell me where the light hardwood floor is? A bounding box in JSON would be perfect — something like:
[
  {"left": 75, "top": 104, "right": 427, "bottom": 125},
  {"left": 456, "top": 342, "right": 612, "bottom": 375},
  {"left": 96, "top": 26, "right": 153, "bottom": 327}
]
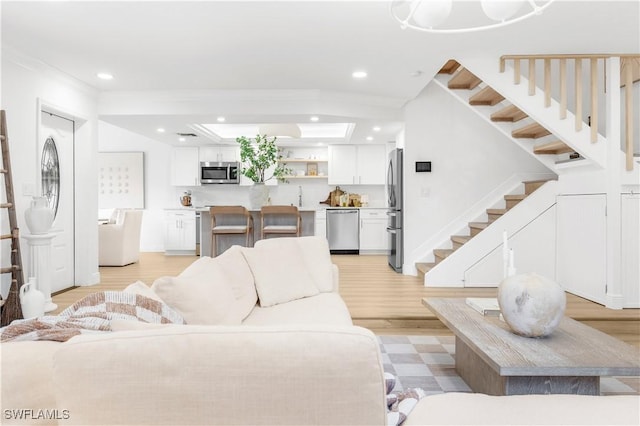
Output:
[{"left": 53, "top": 253, "right": 640, "bottom": 347}]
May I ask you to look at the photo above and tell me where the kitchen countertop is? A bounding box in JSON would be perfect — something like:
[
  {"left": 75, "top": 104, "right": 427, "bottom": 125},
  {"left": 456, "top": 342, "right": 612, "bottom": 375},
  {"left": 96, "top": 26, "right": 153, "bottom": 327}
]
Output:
[{"left": 166, "top": 205, "right": 386, "bottom": 211}]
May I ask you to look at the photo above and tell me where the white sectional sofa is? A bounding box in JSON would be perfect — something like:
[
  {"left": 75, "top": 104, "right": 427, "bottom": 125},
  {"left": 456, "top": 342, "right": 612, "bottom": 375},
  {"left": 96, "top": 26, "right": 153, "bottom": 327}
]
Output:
[{"left": 2, "top": 236, "right": 639, "bottom": 425}]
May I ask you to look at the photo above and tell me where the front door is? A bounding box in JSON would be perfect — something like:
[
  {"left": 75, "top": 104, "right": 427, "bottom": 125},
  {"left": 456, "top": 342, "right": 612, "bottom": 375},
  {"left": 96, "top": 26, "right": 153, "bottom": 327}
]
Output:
[{"left": 40, "top": 111, "right": 75, "bottom": 292}]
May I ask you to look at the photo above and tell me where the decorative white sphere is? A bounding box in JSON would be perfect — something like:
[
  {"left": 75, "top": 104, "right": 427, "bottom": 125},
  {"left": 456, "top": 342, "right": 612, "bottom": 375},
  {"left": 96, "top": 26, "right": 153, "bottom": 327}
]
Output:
[
  {"left": 411, "top": 0, "right": 453, "bottom": 28},
  {"left": 497, "top": 272, "right": 566, "bottom": 338},
  {"left": 481, "top": 0, "right": 525, "bottom": 22}
]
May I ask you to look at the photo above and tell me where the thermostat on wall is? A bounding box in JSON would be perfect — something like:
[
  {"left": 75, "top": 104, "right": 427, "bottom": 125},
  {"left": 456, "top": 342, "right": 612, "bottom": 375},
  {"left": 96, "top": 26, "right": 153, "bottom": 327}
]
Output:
[{"left": 415, "top": 161, "right": 432, "bottom": 172}]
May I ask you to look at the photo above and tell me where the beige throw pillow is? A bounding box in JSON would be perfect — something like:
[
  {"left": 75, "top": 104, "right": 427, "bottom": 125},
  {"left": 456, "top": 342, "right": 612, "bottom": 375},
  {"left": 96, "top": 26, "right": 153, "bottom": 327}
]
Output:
[
  {"left": 151, "top": 269, "right": 239, "bottom": 325},
  {"left": 255, "top": 236, "right": 334, "bottom": 293},
  {"left": 123, "top": 280, "right": 165, "bottom": 303},
  {"left": 242, "top": 242, "right": 319, "bottom": 307}
]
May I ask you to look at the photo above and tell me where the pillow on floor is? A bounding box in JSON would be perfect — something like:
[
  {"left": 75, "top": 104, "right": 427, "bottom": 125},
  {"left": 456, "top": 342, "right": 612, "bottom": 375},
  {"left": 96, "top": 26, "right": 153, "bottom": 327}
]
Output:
[
  {"left": 151, "top": 267, "right": 238, "bottom": 325},
  {"left": 242, "top": 242, "right": 319, "bottom": 307}
]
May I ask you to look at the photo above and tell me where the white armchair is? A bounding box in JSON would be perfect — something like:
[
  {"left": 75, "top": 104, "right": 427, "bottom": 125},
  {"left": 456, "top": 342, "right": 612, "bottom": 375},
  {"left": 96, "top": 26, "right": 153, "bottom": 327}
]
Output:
[{"left": 98, "top": 209, "right": 143, "bottom": 266}]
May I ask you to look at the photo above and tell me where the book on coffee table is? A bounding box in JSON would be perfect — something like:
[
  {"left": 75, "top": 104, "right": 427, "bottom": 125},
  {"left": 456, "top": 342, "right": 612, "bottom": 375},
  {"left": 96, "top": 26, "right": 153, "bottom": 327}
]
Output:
[{"left": 465, "top": 297, "right": 501, "bottom": 316}]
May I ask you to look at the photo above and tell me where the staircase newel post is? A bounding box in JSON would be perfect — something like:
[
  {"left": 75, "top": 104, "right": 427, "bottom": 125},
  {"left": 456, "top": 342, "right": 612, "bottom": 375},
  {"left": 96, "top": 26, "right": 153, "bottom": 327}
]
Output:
[{"left": 604, "top": 56, "right": 623, "bottom": 309}]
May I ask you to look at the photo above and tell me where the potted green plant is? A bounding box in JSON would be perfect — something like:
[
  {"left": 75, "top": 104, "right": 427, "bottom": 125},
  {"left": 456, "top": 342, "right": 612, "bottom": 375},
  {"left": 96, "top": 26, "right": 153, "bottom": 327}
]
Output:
[{"left": 236, "top": 134, "right": 291, "bottom": 208}]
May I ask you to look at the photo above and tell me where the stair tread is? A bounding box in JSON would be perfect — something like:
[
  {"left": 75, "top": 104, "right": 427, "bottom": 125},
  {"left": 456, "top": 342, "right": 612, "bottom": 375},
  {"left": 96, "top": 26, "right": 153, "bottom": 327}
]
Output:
[
  {"left": 448, "top": 68, "right": 482, "bottom": 90},
  {"left": 469, "top": 86, "right": 505, "bottom": 106},
  {"left": 416, "top": 262, "right": 436, "bottom": 276},
  {"left": 491, "top": 105, "right": 528, "bottom": 122},
  {"left": 487, "top": 208, "right": 508, "bottom": 214},
  {"left": 468, "top": 222, "right": 489, "bottom": 229},
  {"left": 438, "top": 60, "right": 460, "bottom": 74},
  {"left": 451, "top": 235, "right": 472, "bottom": 243},
  {"left": 522, "top": 179, "right": 555, "bottom": 184},
  {"left": 533, "top": 140, "right": 575, "bottom": 155},
  {"left": 434, "top": 249, "right": 455, "bottom": 257},
  {"left": 512, "top": 122, "right": 551, "bottom": 139},
  {"left": 504, "top": 194, "right": 527, "bottom": 200}
]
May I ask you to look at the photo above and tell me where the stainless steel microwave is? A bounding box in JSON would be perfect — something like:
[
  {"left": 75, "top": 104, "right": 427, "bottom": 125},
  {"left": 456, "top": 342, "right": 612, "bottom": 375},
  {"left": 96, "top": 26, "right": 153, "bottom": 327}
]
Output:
[{"left": 200, "top": 161, "right": 240, "bottom": 184}]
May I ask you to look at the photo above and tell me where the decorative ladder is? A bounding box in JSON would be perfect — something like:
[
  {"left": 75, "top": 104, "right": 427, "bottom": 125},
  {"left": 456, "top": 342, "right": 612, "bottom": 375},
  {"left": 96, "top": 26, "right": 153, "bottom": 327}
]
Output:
[{"left": 0, "top": 110, "right": 25, "bottom": 326}]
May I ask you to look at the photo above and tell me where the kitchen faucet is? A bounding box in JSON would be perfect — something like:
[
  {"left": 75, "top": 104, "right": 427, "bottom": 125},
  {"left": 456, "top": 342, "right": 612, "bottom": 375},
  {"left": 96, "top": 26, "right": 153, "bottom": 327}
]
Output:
[{"left": 298, "top": 186, "right": 302, "bottom": 207}]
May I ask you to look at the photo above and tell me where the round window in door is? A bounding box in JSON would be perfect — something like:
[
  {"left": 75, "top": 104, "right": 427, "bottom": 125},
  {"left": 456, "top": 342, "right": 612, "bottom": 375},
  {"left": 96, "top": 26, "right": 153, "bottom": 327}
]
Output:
[{"left": 41, "top": 136, "right": 60, "bottom": 218}]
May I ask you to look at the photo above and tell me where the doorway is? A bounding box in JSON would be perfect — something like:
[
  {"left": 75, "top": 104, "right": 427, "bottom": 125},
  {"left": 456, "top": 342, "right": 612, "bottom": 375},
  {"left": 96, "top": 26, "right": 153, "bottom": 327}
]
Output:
[{"left": 40, "top": 110, "right": 75, "bottom": 292}]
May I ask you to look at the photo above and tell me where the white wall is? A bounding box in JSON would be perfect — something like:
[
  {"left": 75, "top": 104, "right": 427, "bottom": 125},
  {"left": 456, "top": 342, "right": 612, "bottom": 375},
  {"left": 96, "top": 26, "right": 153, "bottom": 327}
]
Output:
[
  {"left": 402, "top": 81, "right": 551, "bottom": 273},
  {"left": 1, "top": 51, "right": 99, "bottom": 296},
  {"left": 98, "top": 121, "right": 174, "bottom": 251}
]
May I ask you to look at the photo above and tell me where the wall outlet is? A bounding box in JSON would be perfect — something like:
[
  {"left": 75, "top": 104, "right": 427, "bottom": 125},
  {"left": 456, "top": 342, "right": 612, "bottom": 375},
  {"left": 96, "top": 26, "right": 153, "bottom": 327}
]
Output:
[{"left": 22, "top": 183, "right": 35, "bottom": 196}]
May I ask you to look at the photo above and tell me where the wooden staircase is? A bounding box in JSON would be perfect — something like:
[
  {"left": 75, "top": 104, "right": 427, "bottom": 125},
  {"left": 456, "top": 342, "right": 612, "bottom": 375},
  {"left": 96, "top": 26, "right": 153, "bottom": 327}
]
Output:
[
  {"left": 416, "top": 179, "right": 549, "bottom": 279},
  {"left": 439, "top": 60, "right": 577, "bottom": 161}
]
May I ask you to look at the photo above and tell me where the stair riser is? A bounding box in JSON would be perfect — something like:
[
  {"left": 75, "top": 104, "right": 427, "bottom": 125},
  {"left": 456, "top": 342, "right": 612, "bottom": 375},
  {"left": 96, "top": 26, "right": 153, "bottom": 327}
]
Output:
[
  {"left": 524, "top": 181, "right": 545, "bottom": 194},
  {"left": 452, "top": 241, "right": 464, "bottom": 250},
  {"left": 488, "top": 213, "right": 503, "bottom": 222},
  {"left": 470, "top": 227, "right": 484, "bottom": 237},
  {"left": 506, "top": 199, "right": 523, "bottom": 209}
]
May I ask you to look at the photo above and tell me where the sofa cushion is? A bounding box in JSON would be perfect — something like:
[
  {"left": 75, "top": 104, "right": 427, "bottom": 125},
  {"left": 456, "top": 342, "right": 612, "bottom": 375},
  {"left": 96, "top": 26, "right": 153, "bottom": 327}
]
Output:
[
  {"left": 255, "top": 236, "right": 334, "bottom": 292},
  {"left": 123, "top": 280, "right": 164, "bottom": 303},
  {"left": 404, "top": 392, "right": 640, "bottom": 425},
  {"left": 1, "top": 341, "right": 61, "bottom": 425},
  {"left": 179, "top": 247, "right": 257, "bottom": 323},
  {"left": 152, "top": 271, "right": 238, "bottom": 325},
  {"left": 52, "top": 325, "right": 386, "bottom": 425},
  {"left": 242, "top": 242, "right": 319, "bottom": 307},
  {"left": 242, "top": 293, "right": 353, "bottom": 326}
]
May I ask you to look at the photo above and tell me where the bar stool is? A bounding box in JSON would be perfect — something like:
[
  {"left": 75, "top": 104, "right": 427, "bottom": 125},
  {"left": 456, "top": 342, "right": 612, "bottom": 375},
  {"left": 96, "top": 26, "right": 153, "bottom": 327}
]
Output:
[
  {"left": 209, "top": 206, "right": 253, "bottom": 257},
  {"left": 260, "top": 205, "right": 301, "bottom": 239}
]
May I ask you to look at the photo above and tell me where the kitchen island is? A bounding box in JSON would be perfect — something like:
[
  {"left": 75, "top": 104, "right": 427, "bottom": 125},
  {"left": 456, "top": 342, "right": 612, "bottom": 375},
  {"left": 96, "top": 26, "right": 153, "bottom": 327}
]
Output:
[{"left": 199, "top": 207, "right": 318, "bottom": 257}]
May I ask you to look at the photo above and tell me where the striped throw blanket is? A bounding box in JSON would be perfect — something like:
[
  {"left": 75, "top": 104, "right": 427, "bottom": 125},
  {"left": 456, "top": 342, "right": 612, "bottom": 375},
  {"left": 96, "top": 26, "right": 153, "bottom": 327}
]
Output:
[{"left": 0, "top": 291, "right": 185, "bottom": 343}]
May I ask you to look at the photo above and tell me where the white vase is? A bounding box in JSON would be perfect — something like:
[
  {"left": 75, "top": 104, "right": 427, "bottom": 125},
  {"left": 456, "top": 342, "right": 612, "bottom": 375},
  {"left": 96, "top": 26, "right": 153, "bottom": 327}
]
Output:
[
  {"left": 497, "top": 272, "right": 566, "bottom": 338},
  {"left": 249, "top": 183, "right": 269, "bottom": 209},
  {"left": 20, "top": 277, "right": 45, "bottom": 319},
  {"left": 25, "top": 196, "right": 54, "bottom": 234}
]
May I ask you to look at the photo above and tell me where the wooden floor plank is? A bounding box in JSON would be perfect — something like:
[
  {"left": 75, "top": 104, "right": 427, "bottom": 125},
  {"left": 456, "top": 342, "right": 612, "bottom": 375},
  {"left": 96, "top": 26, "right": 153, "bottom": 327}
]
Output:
[{"left": 53, "top": 253, "right": 640, "bottom": 346}]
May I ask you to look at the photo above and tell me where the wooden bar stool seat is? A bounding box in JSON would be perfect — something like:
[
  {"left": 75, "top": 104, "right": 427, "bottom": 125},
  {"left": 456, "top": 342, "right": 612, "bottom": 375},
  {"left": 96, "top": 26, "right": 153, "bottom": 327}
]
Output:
[
  {"left": 260, "top": 205, "right": 301, "bottom": 239},
  {"left": 210, "top": 206, "right": 253, "bottom": 256}
]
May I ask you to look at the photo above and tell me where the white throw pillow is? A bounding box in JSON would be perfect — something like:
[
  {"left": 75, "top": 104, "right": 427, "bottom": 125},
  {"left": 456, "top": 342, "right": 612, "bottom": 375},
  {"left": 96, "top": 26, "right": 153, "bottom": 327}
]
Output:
[
  {"left": 255, "top": 236, "right": 334, "bottom": 293},
  {"left": 123, "top": 280, "right": 165, "bottom": 303},
  {"left": 242, "top": 242, "right": 319, "bottom": 307},
  {"left": 151, "top": 268, "right": 238, "bottom": 325},
  {"left": 209, "top": 245, "right": 258, "bottom": 322}
]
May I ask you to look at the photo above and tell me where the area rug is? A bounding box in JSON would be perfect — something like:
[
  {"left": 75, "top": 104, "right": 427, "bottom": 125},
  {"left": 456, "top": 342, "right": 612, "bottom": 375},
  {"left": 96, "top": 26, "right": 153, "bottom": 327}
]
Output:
[{"left": 377, "top": 335, "right": 640, "bottom": 396}]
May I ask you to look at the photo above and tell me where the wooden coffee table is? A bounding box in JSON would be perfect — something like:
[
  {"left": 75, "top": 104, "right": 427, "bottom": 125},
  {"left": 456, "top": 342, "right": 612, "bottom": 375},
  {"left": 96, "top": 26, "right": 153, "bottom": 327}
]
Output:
[{"left": 423, "top": 297, "right": 640, "bottom": 396}]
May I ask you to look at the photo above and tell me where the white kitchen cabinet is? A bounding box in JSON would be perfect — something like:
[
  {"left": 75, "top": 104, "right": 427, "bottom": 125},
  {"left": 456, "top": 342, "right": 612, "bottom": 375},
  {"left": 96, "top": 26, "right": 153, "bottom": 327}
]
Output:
[
  {"left": 199, "top": 146, "right": 239, "bottom": 162},
  {"left": 165, "top": 210, "right": 196, "bottom": 255},
  {"left": 328, "top": 145, "right": 385, "bottom": 185},
  {"left": 171, "top": 147, "right": 199, "bottom": 186},
  {"left": 315, "top": 209, "right": 327, "bottom": 239},
  {"left": 359, "top": 209, "right": 388, "bottom": 253}
]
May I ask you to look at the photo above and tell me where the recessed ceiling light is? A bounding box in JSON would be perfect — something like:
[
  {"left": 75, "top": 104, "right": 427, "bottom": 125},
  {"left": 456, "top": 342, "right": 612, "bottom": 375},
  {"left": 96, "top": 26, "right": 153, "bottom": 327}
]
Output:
[
  {"left": 352, "top": 71, "right": 368, "bottom": 79},
  {"left": 217, "top": 116, "right": 226, "bottom": 122},
  {"left": 97, "top": 72, "right": 113, "bottom": 80},
  {"left": 178, "top": 137, "right": 186, "bottom": 142},
  {"left": 373, "top": 126, "right": 381, "bottom": 132},
  {"left": 316, "top": 142, "right": 324, "bottom": 146},
  {"left": 310, "top": 116, "right": 319, "bottom": 122},
  {"left": 157, "top": 128, "right": 165, "bottom": 133},
  {"left": 366, "top": 136, "right": 373, "bottom": 141}
]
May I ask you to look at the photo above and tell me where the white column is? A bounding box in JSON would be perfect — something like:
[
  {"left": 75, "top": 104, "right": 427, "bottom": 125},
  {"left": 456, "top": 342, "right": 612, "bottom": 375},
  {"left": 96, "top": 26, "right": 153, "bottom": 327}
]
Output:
[
  {"left": 605, "top": 57, "right": 623, "bottom": 309},
  {"left": 22, "top": 233, "right": 58, "bottom": 312}
]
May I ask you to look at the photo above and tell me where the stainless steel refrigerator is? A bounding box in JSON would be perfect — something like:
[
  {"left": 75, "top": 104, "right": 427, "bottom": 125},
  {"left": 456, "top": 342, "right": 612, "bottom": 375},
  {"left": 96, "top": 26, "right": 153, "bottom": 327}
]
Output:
[{"left": 386, "top": 148, "right": 403, "bottom": 272}]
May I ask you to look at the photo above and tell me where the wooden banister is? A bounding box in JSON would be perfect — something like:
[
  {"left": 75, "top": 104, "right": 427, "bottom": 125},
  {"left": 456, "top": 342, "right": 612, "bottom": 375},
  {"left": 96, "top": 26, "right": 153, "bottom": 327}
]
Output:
[{"left": 500, "top": 54, "right": 639, "bottom": 171}]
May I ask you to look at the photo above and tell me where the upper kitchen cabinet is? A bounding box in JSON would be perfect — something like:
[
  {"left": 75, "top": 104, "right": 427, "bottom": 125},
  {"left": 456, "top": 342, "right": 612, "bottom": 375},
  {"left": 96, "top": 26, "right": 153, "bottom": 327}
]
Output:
[
  {"left": 328, "top": 145, "right": 385, "bottom": 185},
  {"left": 199, "top": 146, "right": 240, "bottom": 163},
  {"left": 171, "top": 147, "right": 199, "bottom": 186}
]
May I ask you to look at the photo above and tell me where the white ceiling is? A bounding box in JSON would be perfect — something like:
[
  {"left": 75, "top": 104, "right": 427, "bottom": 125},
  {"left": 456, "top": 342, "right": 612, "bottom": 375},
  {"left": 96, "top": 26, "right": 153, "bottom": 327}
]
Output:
[{"left": 2, "top": 0, "right": 639, "bottom": 146}]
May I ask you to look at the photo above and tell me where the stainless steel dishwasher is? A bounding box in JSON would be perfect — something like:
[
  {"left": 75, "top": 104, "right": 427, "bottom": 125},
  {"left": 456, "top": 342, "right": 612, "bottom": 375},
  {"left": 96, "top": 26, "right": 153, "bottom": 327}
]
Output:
[{"left": 326, "top": 208, "right": 359, "bottom": 254}]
